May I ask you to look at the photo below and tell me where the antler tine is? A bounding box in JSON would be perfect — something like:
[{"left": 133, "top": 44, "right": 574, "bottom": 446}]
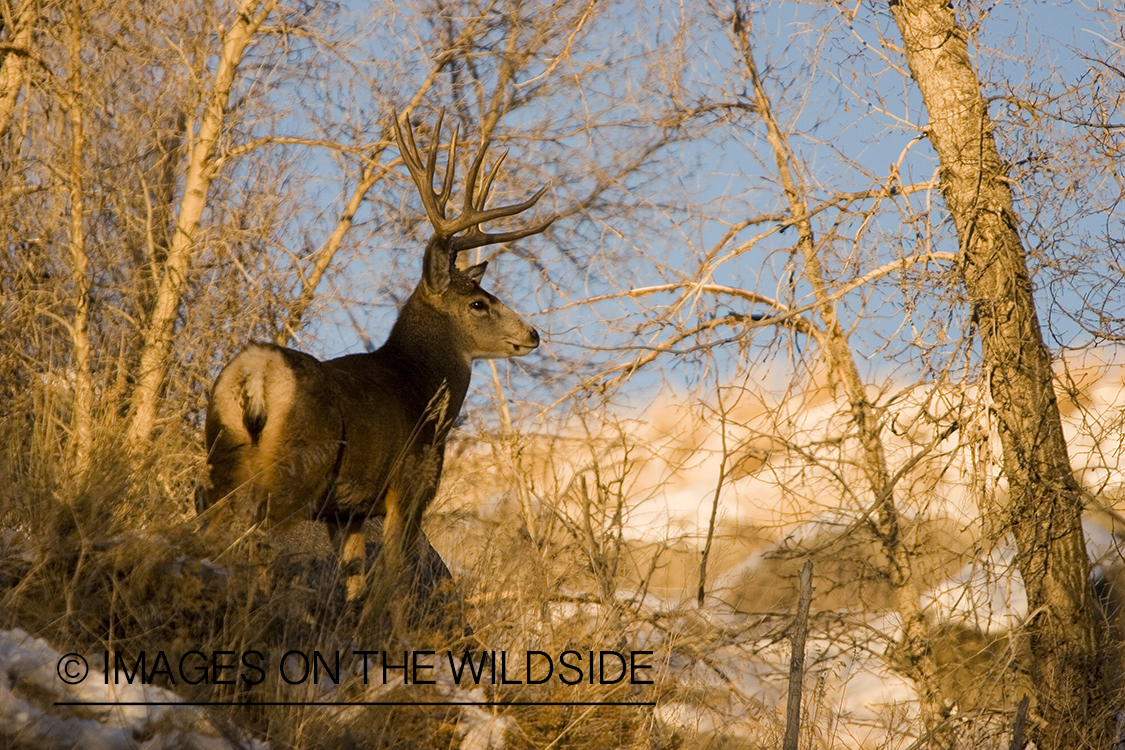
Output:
[
  {"left": 449, "top": 186, "right": 555, "bottom": 253},
  {"left": 393, "top": 108, "right": 459, "bottom": 237},
  {"left": 459, "top": 180, "right": 552, "bottom": 232},
  {"left": 424, "top": 110, "right": 458, "bottom": 215},
  {"left": 473, "top": 149, "right": 507, "bottom": 211},
  {"left": 394, "top": 108, "right": 554, "bottom": 253},
  {"left": 441, "top": 124, "right": 457, "bottom": 210},
  {"left": 458, "top": 145, "right": 551, "bottom": 227},
  {"left": 422, "top": 109, "right": 441, "bottom": 191},
  {"left": 460, "top": 134, "right": 491, "bottom": 218}
]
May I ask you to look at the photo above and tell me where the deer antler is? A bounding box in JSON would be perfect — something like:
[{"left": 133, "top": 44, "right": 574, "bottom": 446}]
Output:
[{"left": 393, "top": 109, "right": 554, "bottom": 256}]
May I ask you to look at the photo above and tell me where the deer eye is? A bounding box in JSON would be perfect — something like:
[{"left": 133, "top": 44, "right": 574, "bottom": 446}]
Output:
[{"left": 470, "top": 300, "right": 488, "bottom": 311}]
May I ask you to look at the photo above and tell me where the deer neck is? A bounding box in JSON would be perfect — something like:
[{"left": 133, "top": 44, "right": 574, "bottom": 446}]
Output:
[{"left": 380, "top": 296, "right": 472, "bottom": 414}]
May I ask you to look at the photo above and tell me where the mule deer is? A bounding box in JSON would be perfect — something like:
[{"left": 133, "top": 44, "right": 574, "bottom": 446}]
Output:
[{"left": 197, "top": 110, "right": 551, "bottom": 609}]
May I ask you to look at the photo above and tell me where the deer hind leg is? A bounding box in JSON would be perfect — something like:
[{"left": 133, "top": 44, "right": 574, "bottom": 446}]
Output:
[
  {"left": 326, "top": 516, "right": 367, "bottom": 606},
  {"left": 341, "top": 522, "right": 366, "bottom": 603}
]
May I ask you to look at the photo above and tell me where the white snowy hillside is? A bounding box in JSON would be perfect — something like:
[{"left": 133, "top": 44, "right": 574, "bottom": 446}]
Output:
[
  {"left": 458, "top": 347, "right": 1125, "bottom": 545},
  {"left": 434, "top": 346, "right": 1125, "bottom": 748}
]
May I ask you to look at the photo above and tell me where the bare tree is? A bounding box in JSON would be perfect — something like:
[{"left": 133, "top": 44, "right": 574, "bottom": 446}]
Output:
[
  {"left": 887, "top": 1, "right": 1121, "bottom": 746},
  {"left": 124, "top": 0, "right": 280, "bottom": 448},
  {"left": 62, "top": 1, "right": 94, "bottom": 477},
  {"left": 731, "top": 2, "right": 952, "bottom": 738},
  {"left": 0, "top": 0, "right": 36, "bottom": 139}
]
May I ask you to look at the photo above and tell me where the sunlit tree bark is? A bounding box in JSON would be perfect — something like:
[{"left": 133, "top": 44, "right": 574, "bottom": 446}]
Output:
[
  {"left": 125, "top": 0, "right": 278, "bottom": 448},
  {"left": 888, "top": 0, "right": 1121, "bottom": 745},
  {"left": 64, "top": 0, "right": 93, "bottom": 477},
  {"left": 0, "top": 0, "right": 35, "bottom": 139}
]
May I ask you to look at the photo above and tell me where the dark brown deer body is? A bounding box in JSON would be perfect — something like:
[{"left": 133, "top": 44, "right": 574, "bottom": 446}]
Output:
[{"left": 198, "top": 112, "right": 551, "bottom": 603}]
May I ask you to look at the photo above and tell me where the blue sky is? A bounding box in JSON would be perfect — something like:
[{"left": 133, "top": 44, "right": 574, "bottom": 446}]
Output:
[{"left": 243, "top": 0, "right": 1123, "bottom": 413}]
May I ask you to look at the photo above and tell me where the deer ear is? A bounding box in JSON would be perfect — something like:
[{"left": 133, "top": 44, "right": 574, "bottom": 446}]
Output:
[
  {"left": 422, "top": 237, "right": 451, "bottom": 294},
  {"left": 463, "top": 261, "right": 488, "bottom": 283}
]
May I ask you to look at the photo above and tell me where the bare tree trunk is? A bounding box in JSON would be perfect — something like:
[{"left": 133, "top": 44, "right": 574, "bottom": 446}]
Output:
[
  {"left": 783, "top": 560, "right": 814, "bottom": 750},
  {"left": 125, "top": 0, "right": 278, "bottom": 449},
  {"left": 732, "top": 6, "right": 952, "bottom": 741},
  {"left": 65, "top": 0, "right": 93, "bottom": 478},
  {"left": 0, "top": 0, "right": 35, "bottom": 139},
  {"left": 888, "top": 1, "right": 1121, "bottom": 746}
]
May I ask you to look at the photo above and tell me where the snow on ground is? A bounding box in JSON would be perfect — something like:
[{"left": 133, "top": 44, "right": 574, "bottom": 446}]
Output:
[
  {"left": 0, "top": 626, "right": 527, "bottom": 750},
  {"left": 0, "top": 628, "right": 265, "bottom": 750},
  {"left": 465, "top": 347, "right": 1125, "bottom": 551}
]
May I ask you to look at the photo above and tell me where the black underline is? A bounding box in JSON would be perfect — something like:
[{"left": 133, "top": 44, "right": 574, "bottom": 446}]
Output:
[{"left": 54, "top": 701, "right": 654, "bottom": 707}]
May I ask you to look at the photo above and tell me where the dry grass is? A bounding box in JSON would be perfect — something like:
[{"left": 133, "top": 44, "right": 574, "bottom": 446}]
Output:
[
  {"left": 5, "top": 360, "right": 1118, "bottom": 749},
  {"left": 0, "top": 395, "right": 672, "bottom": 748}
]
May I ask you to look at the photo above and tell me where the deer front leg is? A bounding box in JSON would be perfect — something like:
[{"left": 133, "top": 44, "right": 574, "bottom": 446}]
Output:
[{"left": 380, "top": 483, "right": 415, "bottom": 582}]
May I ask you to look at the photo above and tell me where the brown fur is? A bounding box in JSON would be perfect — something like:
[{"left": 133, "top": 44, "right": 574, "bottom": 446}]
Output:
[{"left": 197, "top": 113, "right": 550, "bottom": 616}]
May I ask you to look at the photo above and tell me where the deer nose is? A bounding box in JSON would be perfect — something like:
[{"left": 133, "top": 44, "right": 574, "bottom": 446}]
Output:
[{"left": 529, "top": 328, "right": 540, "bottom": 346}]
